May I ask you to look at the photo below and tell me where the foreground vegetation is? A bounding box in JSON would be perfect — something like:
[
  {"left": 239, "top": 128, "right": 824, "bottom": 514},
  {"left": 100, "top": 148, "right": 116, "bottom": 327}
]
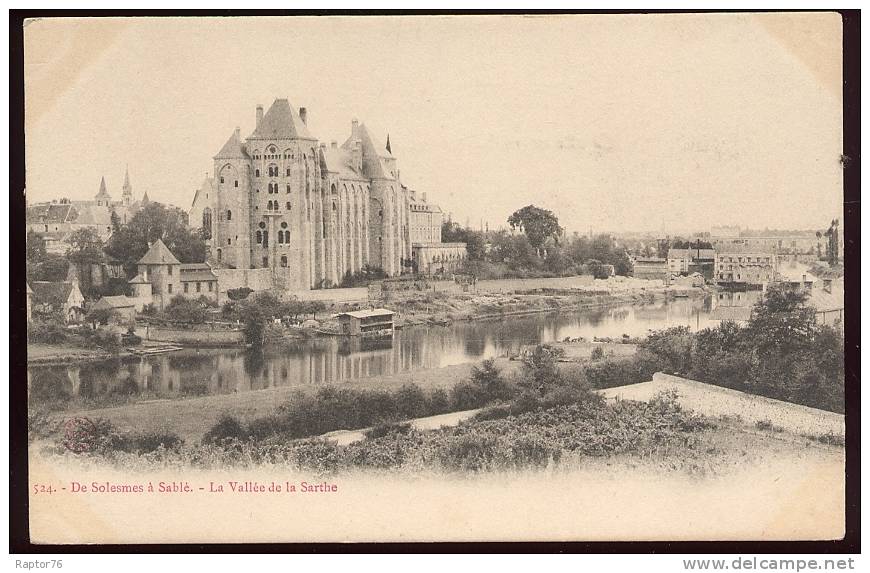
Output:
[{"left": 36, "top": 388, "right": 712, "bottom": 474}]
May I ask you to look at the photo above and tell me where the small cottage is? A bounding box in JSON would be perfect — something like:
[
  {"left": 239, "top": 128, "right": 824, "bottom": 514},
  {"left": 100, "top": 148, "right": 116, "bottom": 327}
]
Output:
[{"left": 336, "top": 309, "right": 394, "bottom": 337}]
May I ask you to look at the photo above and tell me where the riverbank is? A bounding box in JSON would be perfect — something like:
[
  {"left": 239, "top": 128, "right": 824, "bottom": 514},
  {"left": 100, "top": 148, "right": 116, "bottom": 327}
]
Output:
[
  {"left": 388, "top": 284, "right": 705, "bottom": 329},
  {"left": 48, "top": 358, "right": 524, "bottom": 442}
]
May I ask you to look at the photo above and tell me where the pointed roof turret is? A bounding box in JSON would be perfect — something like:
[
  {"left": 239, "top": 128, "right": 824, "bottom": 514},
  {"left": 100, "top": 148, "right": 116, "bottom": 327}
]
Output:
[
  {"left": 214, "top": 127, "right": 250, "bottom": 160},
  {"left": 141, "top": 191, "right": 150, "bottom": 204},
  {"left": 138, "top": 238, "right": 180, "bottom": 265},
  {"left": 249, "top": 98, "right": 313, "bottom": 140},
  {"left": 95, "top": 176, "right": 111, "bottom": 199},
  {"left": 385, "top": 133, "right": 392, "bottom": 154}
]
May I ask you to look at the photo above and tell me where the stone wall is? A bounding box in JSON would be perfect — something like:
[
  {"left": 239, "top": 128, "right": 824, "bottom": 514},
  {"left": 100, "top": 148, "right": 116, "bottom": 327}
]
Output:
[
  {"left": 140, "top": 324, "right": 244, "bottom": 346},
  {"left": 213, "top": 268, "right": 275, "bottom": 301}
]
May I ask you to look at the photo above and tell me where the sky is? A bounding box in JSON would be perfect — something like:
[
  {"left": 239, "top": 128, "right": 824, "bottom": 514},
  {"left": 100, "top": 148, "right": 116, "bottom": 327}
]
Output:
[{"left": 24, "top": 13, "right": 843, "bottom": 235}]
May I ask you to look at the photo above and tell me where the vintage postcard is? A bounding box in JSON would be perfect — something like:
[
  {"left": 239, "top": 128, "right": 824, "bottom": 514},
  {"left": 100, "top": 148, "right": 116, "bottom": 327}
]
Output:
[{"left": 18, "top": 12, "right": 851, "bottom": 545}]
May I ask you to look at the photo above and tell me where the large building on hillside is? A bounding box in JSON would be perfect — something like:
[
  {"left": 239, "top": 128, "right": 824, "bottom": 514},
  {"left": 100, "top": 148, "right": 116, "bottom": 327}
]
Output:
[{"left": 189, "top": 98, "right": 460, "bottom": 290}]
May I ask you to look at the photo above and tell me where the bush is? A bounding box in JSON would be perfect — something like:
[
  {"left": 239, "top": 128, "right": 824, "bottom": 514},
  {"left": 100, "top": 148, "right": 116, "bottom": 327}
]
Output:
[
  {"left": 365, "top": 421, "right": 412, "bottom": 440},
  {"left": 227, "top": 287, "right": 253, "bottom": 301},
  {"left": 590, "top": 346, "right": 605, "bottom": 361},
  {"left": 28, "top": 319, "right": 68, "bottom": 344},
  {"left": 394, "top": 383, "right": 428, "bottom": 419},
  {"left": 203, "top": 414, "right": 249, "bottom": 444}
]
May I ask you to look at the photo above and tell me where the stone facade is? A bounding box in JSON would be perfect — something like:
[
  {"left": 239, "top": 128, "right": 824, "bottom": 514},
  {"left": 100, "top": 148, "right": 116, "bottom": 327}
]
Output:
[
  {"left": 192, "top": 99, "right": 447, "bottom": 290},
  {"left": 411, "top": 243, "right": 468, "bottom": 276}
]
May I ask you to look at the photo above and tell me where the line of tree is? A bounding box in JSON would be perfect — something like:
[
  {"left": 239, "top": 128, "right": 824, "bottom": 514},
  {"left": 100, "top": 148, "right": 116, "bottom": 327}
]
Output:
[{"left": 441, "top": 204, "right": 632, "bottom": 279}]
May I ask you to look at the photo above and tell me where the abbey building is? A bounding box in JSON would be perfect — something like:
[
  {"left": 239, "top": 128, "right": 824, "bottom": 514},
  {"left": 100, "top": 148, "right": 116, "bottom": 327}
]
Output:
[{"left": 190, "top": 98, "right": 461, "bottom": 290}]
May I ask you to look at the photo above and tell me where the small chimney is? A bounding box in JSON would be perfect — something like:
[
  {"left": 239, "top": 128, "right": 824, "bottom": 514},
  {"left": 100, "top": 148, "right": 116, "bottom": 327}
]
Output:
[
  {"left": 256, "top": 105, "right": 263, "bottom": 127},
  {"left": 299, "top": 107, "right": 307, "bottom": 125},
  {"left": 234, "top": 126, "right": 240, "bottom": 139},
  {"left": 331, "top": 140, "right": 338, "bottom": 149}
]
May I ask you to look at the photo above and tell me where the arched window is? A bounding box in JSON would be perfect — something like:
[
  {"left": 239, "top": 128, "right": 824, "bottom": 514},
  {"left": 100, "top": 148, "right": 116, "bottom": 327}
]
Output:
[
  {"left": 202, "top": 208, "right": 212, "bottom": 240},
  {"left": 262, "top": 230, "right": 268, "bottom": 247},
  {"left": 256, "top": 231, "right": 262, "bottom": 244},
  {"left": 277, "top": 231, "right": 284, "bottom": 244},
  {"left": 286, "top": 184, "right": 291, "bottom": 194},
  {"left": 226, "top": 210, "right": 232, "bottom": 221},
  {"left": 216, "top": 248, "right": 222, "bottom": 261},
  {"left": 280, "top": 255, "right": 288, "bottom": 267},
  {"left": 286, "top": 202, "right": 291, "bottom": 210},
  {"left": 255, "top": 169, "right": 260, "bottom": 177}
]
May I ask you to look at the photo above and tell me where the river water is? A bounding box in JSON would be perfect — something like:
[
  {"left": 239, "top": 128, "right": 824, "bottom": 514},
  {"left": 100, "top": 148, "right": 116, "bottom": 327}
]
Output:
[{"left": 29, "top": 295, "right": 724, "bottom": 411}]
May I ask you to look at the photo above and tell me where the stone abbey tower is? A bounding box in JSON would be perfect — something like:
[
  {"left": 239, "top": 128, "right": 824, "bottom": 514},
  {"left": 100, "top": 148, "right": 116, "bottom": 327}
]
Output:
[{"left": 190, "top": 98, "right": 446, "bottom": 290}]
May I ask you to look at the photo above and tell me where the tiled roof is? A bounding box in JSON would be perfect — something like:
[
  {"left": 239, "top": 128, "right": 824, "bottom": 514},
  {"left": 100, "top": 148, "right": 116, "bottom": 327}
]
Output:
[
  {"left": 341, "top": 123, "right": 392, "bottom": 180},
  {"left": 180, "top": 262, "right": 217, "bottom": 282},
  {"left": 26, "top": 203, "right": 77, "bottom": 225},
  {"left": 95, "top": 176, "right": 111, "bottom": 198},
  {"left": 809, "top": 287, "right": 845, "bottom": 313},
  {"left": 214, "top": 128, "right": 250, "bottom": 160},
  {"left": 249, "top": 98, "right": 313, "bottom": 140},
  {"left": 320, "top": 146, "right": 368, "bottom": 180},
  {"left": 93, "top": 295, "right": 136, "bottom": 309},
  {"left": 138, "top": 239, "right": 181, "bottom": 265},
  {"left": 338, "top": 309, "right": 394, "bottom": 319},
  {"left": 30, "top": 281, "right": 74, "bottom": 306}
]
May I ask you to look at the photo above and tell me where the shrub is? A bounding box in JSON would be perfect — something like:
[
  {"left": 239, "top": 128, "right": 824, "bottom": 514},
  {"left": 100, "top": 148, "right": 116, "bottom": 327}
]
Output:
[
  {"left": 437, "top": 433, "right": 502, "bottom": 472},
  {"left": 590, "top": 346, "right": 605, "bottom": 361},
  {"left": 365, "top": 421, "right": 412, "bottom": 440},
  {"left": 394, "top": 383, "right": 428, "bottom": 419},
  {"left": 28, "top": 319, "right": 68, "bottom": 344},
  {"left": 227, "top": 287, "right": 254, "bottom": 301},
  {"left": 428, "top": 388, "right": 450, "bottom": 414},
  {"left": 203, "top": 414, "right": 249, "bottom": 444}
]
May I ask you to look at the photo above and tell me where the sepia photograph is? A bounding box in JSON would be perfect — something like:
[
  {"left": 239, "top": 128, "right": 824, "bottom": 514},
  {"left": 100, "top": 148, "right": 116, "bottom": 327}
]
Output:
[{"left": 11, "top": 10, "right": 858, "bottom": 549}]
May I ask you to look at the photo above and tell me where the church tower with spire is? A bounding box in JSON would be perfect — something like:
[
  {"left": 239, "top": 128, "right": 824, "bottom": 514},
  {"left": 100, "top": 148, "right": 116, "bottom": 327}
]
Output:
[
  {"left": 122, "top": 166, "right": 133, "bottom": 207},
  {"left": 95, "top": 176, "right": 112, "bottom": 207}
]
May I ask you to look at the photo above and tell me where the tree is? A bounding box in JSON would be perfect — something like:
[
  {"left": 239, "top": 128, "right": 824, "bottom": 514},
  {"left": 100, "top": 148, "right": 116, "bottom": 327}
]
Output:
[
  {"left": 105, "top": 202, "right": 207, "bottom": 273},
  {"left": 26, "top": 230, "right": 47, "bottom": 264},
  {"left": 441, "top": 221, "right": 486, "bottom": 261},
  {"left": 85, "top": 307, "right": 119, "bottom": 329},
  {"left": 163, "top": 295, "right": 208, "bottom": 323},
  {"left": 507, "top": 205, "right": 562, "bottom": 256},
  {"left": 27, "top": 255, "right": 69, "bottom": 283},
  {"left": 110, "top": 210, "right": 122, "bottom": 233}
]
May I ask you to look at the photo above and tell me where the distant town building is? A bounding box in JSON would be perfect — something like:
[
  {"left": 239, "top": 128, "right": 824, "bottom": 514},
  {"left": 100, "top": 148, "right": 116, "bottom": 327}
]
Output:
[
  {"left": 667, "top": 248, "right": 716, "bottom": 276},
  {"left": 632, "top": 257, "right": 670, "bottom": 282},
  {"left": 29, "top": 278, "right": 85, "bottom": 323},
  {"left": 411, "top": 242, "right": 468, "bottom": 276},
  {"left": 714, "top": 246, "right": 777, "bottom": 288}
]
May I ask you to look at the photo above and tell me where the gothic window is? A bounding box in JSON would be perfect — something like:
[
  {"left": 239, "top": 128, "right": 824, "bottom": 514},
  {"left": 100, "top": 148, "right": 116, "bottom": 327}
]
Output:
[
  {"left": 262, "top": 231, "right": 268, "bottom": 247},
  {"left": 259, "top": 222, "right": 266, "bottom": 229},
  {"left": 280, "top": 256, "right": 288, "bottom": 267},
  {"left": 286, "top": 184, "right": 291, "bottom": 194},
  {"left": 286, "top": 168, "right": 291, "bottom": 176},
  {"left": 202, "top": 208, "right": 212, "bottom": 240},
  {"left": 277, "top": 231, "right": 283, "bottom": 244},
  {"left": 168, "top": 284, "right": 173, "bottom": 294},
  {"left": 268, "top": 201, "right": 273, "bottom": 210},
  {"left": 227, "top": 238, "right": 231, "bottom": 245},
  {"left": 332, "top": 202, "right": 336, "bottom": 211},
  {"left": 255, "top": 169, "right": 260, "bottom": 177},
  {"left": 286, "top": 202, "right": 291, "bottom": 210},
  {"left": 226, "top": 210, "right": 232, "bottom": 221},
  {"left": 256, "top": 231, "right": 262, "bottom": 244},
  {"left": 234, "top": 180, "right": 238, "bottom": 188}
]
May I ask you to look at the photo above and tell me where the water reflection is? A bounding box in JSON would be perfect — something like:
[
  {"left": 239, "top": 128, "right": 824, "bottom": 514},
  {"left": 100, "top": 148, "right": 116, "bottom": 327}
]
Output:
[{"left": 29, "top": 296, "right": 716, "bottom": 410}]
